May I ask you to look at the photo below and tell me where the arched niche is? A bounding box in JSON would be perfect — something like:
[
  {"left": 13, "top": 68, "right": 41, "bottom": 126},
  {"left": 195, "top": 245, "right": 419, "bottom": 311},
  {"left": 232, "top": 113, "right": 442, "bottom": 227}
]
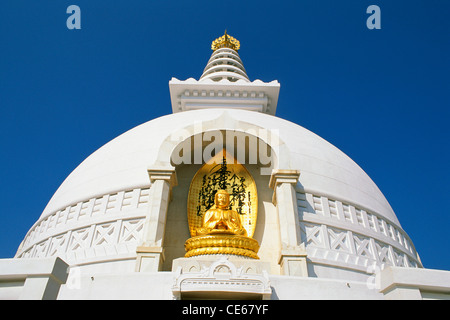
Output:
[{"left": 161, "top": 129, "right": 281, "bottom": 273}]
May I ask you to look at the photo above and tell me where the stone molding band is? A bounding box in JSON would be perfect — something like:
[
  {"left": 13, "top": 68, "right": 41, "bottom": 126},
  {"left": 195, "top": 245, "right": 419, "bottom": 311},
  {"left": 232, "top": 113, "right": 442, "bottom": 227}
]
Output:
[{"left": 185, "top": 235, "right": 260, "bottom": 259}]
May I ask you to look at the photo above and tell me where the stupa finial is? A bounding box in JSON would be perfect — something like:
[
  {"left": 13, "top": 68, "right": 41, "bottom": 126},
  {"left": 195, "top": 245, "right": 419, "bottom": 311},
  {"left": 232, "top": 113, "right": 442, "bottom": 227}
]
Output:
[{"left": 211, "top": 31, "right": 240, "bottom": 51}]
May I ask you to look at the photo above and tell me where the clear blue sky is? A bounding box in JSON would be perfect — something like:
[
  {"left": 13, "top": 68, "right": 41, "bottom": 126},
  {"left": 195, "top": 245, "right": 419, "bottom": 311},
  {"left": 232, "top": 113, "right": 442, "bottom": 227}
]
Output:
[{"left": 0, "top": 1, "right": 449, "bottom": 271}]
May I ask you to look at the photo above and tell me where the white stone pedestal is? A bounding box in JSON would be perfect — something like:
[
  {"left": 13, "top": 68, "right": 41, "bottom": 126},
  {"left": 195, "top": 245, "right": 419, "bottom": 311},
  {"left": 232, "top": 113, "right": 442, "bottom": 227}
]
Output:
[{"left": 172, "top": 255, "right": 272, "bottom": 299}]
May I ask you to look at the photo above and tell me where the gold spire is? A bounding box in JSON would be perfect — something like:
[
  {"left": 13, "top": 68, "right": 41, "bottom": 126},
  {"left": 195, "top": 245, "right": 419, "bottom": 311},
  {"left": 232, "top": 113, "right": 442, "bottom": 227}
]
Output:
[{"left": 211, "top": 30, "right": 240, "bottom": 51}]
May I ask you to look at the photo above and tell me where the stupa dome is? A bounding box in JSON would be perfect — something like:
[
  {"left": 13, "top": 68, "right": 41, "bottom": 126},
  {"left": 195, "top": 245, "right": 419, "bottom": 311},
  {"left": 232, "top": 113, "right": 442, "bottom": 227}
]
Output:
[{"left": 15, "top": 108, "right": 421, "bottom": 280}]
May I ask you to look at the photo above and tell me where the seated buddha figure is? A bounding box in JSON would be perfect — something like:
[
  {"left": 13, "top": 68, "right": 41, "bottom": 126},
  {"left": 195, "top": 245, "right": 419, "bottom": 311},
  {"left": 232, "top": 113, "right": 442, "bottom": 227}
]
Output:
[{"left": 196, "top": 189, "right": 247, "bottom": 236}]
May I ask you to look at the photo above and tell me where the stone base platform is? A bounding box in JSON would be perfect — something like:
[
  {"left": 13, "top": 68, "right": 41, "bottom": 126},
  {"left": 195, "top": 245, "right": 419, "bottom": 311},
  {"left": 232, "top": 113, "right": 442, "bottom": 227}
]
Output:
[{"left": 172, "top": 255, "right": 272, "bottom": 299}]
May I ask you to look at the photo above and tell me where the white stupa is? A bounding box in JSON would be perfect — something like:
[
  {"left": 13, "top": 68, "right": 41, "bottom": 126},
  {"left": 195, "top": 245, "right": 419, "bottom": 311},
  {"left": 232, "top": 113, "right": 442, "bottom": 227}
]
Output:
[{"left": 1, "top": 32, "right": 449, "bottom": 300}]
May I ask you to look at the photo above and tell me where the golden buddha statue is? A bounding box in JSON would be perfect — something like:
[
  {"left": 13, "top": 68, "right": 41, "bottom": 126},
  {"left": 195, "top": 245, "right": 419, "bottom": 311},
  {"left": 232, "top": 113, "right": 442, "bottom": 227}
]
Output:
[
  {"left": 184, "top": 149, "right": 260, "bottom": 259},
  {"left": 196, "top": 190, "right": 247, "bottom": 236},
  {"left": 185, "top": 189, "right": 260, "bottom": 259}
]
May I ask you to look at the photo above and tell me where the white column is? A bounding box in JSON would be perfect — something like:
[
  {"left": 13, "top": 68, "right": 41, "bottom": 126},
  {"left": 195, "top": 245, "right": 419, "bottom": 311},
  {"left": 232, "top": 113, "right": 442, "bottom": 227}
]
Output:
[
  {"left": 136, "top": 167, "right": 177, "bottom": 272},
  {"left": 269, "top": 169, "right": 308, "bottom": 277}
]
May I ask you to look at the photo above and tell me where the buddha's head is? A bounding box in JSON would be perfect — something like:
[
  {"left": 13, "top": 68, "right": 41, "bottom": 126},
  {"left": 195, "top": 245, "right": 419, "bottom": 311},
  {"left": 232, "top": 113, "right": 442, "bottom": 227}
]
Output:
[{"left": 215, "top": 189, "right": 230, "bottom": 209}]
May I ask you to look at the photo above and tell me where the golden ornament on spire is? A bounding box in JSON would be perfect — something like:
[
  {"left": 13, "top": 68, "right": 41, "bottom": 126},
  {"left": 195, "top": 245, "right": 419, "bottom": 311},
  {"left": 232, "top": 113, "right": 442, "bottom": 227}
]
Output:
[{"left": 211, "top": 30, "right": 240, "bottom": 51}]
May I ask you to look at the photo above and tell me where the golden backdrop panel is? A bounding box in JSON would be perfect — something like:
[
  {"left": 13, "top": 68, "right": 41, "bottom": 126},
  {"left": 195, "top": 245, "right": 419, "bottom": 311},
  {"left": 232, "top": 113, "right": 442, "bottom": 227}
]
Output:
[{"left": 187, "top": 149, "right": 258, "bottom": 238}]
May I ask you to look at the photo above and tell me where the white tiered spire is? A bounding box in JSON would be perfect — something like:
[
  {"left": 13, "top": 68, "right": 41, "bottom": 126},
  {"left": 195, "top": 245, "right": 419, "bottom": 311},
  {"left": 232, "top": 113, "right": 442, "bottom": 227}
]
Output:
[
  {"left": 200, "top": 31, "right": 250, "bottom": 82},
  {"left": 169, "top": 32, "right": 280, "bottom": 115}
]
